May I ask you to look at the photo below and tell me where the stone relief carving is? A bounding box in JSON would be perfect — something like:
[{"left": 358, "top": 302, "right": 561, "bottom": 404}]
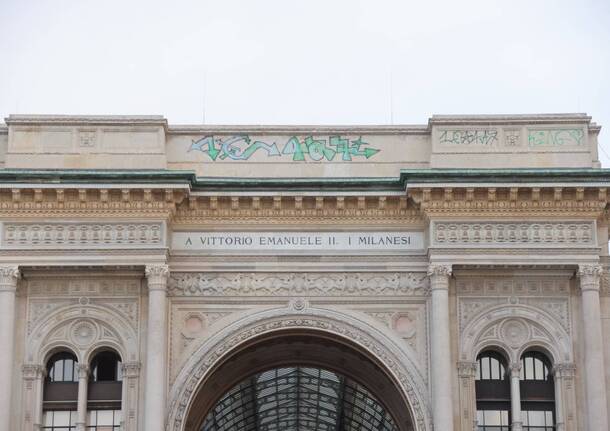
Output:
[
  {"left": 432, "top": 221, "right": 595, "bottom": 246},
  {"left": 167, "top": 272, "right": 429, "bottom": 296},
  {"left": 27, "top": 278, "right": 141, "bottom": 296},
  {"left": 2, "top": 221, "right": 164, "bottom": 248}
]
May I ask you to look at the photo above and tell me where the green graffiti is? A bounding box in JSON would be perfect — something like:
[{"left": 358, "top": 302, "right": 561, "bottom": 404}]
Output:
[
  {"left": 528, "top": 129, "right": 584, "bottom": 147},
  {"left": 189, "top": 135, "right": 380, "bottom": 162}
]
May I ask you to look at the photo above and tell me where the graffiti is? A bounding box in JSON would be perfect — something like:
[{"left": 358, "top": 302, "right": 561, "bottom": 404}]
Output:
[
  {"left": 439, "top": 129, "right": 498, "bottom": 146},
  {"left": 528, "top": 129, "right": 584, "bottom": 147},
  {"left": 188, "top": 135, "right": 380, "bottom": 162}
]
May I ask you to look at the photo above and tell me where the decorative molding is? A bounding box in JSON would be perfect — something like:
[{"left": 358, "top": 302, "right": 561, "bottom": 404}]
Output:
[
  {"left": 457, "top": 277, "right": 570, "bottom": 296},
  {"left": 578, "top": 264, "right": 602, "bottom": 292},
  {"left": 27, "top": 278, "right": 141, "bottom": 296},
  {"left": 431, "top": 221, "right": 595, "bottom": 247},
  {"left": 0, "top": 265, "right": 20, "bottom": 291},
  {"left": 167, "top": 272, "right": 429, "bottom": 297},
  {"left": 427, "top": 264, "right": 452, "bottom": 277},
  {"left": 166, "top": 307, "right": 432, "bottom": 431},
  {"left": 2, "top": 221, "right": 165, "bottom": 248},
  {"left": 457, "top": 361, "right": 477, "bottom": 378}
]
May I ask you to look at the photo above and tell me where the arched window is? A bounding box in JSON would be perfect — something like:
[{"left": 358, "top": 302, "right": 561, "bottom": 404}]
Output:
[
  {"left": 47, "top": 352, "right": 78, "bottom": 383},
  {"left": 476, "top": 351, "right": 510, "bottom": 431},
  {"left": 43, "top": 351, "right": 79, "bottom": 430},
  {"left": 520, "top": 351, "right": 555, "bottom": 430},
  {"left": 87, "top": 350, "right": 122, "bottom": 430}
]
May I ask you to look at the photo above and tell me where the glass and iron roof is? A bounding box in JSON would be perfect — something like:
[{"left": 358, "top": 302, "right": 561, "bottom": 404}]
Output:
[{"left": 200, "top": 366, "right": 399, "bottom": 431}]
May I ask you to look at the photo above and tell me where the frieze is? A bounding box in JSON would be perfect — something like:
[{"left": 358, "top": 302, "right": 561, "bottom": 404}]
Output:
[
  {"left": 456, "top": 277, "right": 570, "bottom": 296},
  {"left": 432, "top": 221, "right": 595, "bottom": 247},
  {"left": 27, "top": 278, "right": 141, "bottom": 296},
  {"left": 2, "top": 221, "right": 165, "bottom": 248},
  {"left": 167, "top": 272, "right": 429, "bottom": 296}
]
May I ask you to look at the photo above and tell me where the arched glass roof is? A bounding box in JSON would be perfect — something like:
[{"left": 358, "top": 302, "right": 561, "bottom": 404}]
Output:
[{"left": 201, "top": 366, "right": 399, "bottom": 431}]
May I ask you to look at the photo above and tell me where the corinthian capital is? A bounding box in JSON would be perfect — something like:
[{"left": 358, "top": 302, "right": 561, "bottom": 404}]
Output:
[
  {"left": 578, "top": 264, "right": 603, "bottom": 292},
  {"left": 145, "top": 264, "right": 169, "bottom": 291},
  {"left": 427, "top": 264, "right": 452, "bottom": 278},
  {"left": 0, "top": 265, "right": 20, "bottom": 292}
]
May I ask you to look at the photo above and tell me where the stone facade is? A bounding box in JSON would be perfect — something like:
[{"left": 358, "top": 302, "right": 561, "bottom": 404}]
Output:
[{"left": 0, "top": 113, "right": 609, "bottom": 430}]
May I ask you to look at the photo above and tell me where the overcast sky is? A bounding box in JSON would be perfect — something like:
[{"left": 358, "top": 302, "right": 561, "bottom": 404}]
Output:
[{"left": 1, "top": 0, "right": 609, "bottom": 162}]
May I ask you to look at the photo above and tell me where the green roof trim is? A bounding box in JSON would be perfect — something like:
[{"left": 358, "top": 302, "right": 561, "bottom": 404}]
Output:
[{"left": 1, "top": 168, "right": 610, "bottom": 191}]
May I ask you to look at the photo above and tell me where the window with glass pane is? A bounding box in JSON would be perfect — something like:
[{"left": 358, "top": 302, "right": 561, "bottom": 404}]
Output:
[
  {"left": 476, "top": 409, "right": 510, "bottom": 431},
  {"left": 522, "top": 410, "right": 554, "bottom": 430},
  {"left": 47, "top": 352, "right": 78, "bottom": 383},
  {"left": 42, "top": 410, "right": 77, "bottom": 430},
  {"left": 520, "top": 352, "right": 550, "bottom": 381},
  {"left": 86, "top": 410, "right": 121, "bottom": 430},
  {"left": 90, "top": 351, "right": 122, "bottom": 382},
  {"left": 476, "top": 352, "right": 506, "bottom": 380}
]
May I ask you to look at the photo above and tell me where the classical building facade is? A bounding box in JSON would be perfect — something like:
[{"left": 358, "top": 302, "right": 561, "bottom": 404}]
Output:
[{"left": 0, "top": 113, "right": 608, "bottom": 431}]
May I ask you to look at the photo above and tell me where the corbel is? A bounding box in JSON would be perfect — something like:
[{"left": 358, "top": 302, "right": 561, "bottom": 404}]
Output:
[
  {"left": 34, "top": 189, "right": 43, "bottom": 203},
  {"left": 165, "top": 189, "right": 174, "bottom": 203},
  {"left": 378, "top": 196, "right": 386, "bottom": 210},
  {"left": 231, "top": 196, "right": 239, "bottom": 211},
  {"left": 11, "top": 188, "right": 21, "bottom": 203},
  {"left": 121, "top": 189, "right": 130, "bottom": 202},
  {"left": 487, "top": 188, "right": 496, "bottom": 202},
  {"left": 315, "top": 197, "right": 324, "bottom": 210},
  {"left": 273, "top": 196, "right": 281, "bottom": 210},
  {"left": 56, "top": 189, "right": 65, "bottom": 203},
  {"left": 294, "top": 196, "right": 303, "bottom": 210},
  {"left": 251, "top": 196, "right": 260, "bottom": 210},
  {"left": 399, "top": 196, "right": 407, "bottom": 209},
  {"left": 143, "top": 189, "right": 152, "bottom": 202},
  {"left": 209, "top": 196, "right": 218, "bottom": 210},
  {"left": 465, "top": 188, "right": 474, "bottom": 202},
  {"left": 422, "top": 188, "right": 432, "bottom": 203},
  {"left": 336, "top": 196, "right": 345, "bottom": 210},
  {"left": 554, "top": 187, "right": 563, "bottom": 201},
  {"left": 599, "top": 188, "right": 607, "bottom": 202},
  {"left": 100, "top": 189, "right": 109, "bottom": 202},
  {"left": 531, "top": 187, "right": 540, "bottom": 201},
  {"left": 78, "top": 189, "right": 87, "bottom": 203},
  {"left": 509, "top": 187, "right": 518, "bottom": 202},
  {"left": 357, "top": 196, "right": 366, "bottom": 210},
  {"left": 188, "top": 196, "right": 197, "bottom": 209},
  {"left": 576, "top": 187, "right": 584, "bottom": 201},
  {"left": 443, "top": 188, "right": 453, "bottom": 202}
]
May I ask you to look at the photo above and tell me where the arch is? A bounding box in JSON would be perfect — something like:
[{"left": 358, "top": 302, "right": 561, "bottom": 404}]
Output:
[
  {"left": 28, "top": 304, "right": 137, "bottom": 365},
  {"left": 461, "top": 304, "right": 572, "bottom": 364},
  {"left": 474, "top": 344, "right": 511, "bottom": 366},
  {"left": 166, "top": 305, "right": 432, "bottom": 431}
]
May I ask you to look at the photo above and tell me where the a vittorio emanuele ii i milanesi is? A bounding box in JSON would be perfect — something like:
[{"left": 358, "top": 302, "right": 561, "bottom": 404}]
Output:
[{"left": 1, "top": 113, "right": 609, "bottom": 431}]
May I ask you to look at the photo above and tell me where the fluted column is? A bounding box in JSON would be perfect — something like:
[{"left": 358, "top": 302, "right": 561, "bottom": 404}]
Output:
[
  {"left": 0, "top": 265, "right": 20, "bottom": 431},
  {"left": 75, "top": 364, "right": 89, "bottom": 431},
  {"left": 144, "top": 264, "right": 170, "bottom": 431},
  {"left": 427, "top": 264, "right": 454, "bottom": 431},
  {"left": 577, "top": 264, "right": 609, "bottom": 430},
  {"left": 509, "top": 363, "right": 522, "bottom": 431}
]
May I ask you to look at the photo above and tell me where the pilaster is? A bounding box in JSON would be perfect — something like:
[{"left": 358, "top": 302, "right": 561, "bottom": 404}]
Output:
[{"left": 0, "top": 265, "right": 20, "bottom": 431}]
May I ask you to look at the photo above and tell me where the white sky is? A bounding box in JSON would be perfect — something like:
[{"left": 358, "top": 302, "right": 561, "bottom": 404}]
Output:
[{"left": 1, "top": 0, "right": 609, "bottom": 163}]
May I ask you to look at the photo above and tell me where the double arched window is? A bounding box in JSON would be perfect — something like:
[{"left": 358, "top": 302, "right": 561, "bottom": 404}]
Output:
[
  {"left": 475, "top": 349, "right": 556, "bottom": 431},
  {"left": 42, "top": 349, "right": 123, "bottom": 431}
]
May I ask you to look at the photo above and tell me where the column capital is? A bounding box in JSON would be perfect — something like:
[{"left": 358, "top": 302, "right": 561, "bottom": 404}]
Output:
[
  {"left": 0, "top": 265, "right": 20, "bottom": 292},
  {"left": 457, "top": 361, "right": 477, "bottom": 378},
  {"left": 578, "top": 264, "right": 603, "bottom": 292},
  {"left": 22, "top": 363, "right": 45, "bottom": 380},
  {"left": 509, "top": 362, "right": 522, "bottom": 378},
  {"left": 552, "top": 362, "right": 576, "bottom": 379},
  {"left": 145, "top": 264, "right": 169, "bottom": 291},
  {"left": 121, "top": 361, "right": 141, "bottom": 378},
  {"left": 76, "top": 363, "right": 90, "bottom": 379},
  {"left": 427, "top": 263, "right": 452, "bottom": 278}
]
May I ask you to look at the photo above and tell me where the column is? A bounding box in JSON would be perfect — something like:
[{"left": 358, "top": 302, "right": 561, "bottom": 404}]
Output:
[
  {"left": 22, "top": 364, "right": 45, "bottom": 431},
  {"left": 552, "top": 364, "right": 566, "bottom": 431},
  {"left": 121, "top": 362, "right": 141, "bottom": 431},
  {"left": 0, "top": 265, "right": 20, "bottom": 431},
  {"left": 427, "top": 264, "right": 454, "bottom": 431},
  {"left": 456, "top": 361, "right": 477, "bottom": 431},
  {"left": 509, "top": 363, "right": 522, "bottom": 431},
  {"left": 75, "top": 364, "right": 89, "bottom": 431},
  {"left": 577, "top": 264, "right": 609, "bottom": 430},
  {"left": 144, "top": 264, "right": 170, "bottom": 431}
]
